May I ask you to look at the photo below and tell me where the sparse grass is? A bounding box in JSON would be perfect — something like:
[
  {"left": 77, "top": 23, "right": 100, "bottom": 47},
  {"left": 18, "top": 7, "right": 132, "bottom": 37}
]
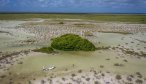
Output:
[
  {"left": 96, "top": 46, "right": 110, "bottom": 50},
  {"left": 0, "top": 14, "right": 146, "bottom": 23},
  {"left": 33, "top": 47, "right": 54, "bottom": 54},
  {"left": 119, "top": 48, "right": 146, "bottom": 57},
  {"left": 135, "top": 39, "right": 146, "bottom": 43},
  {"left": 84, "top": 31, "right": 94, "bottom": 36},
  {"left": 99, "top": 31, "right": 132, "bottom": 35}
]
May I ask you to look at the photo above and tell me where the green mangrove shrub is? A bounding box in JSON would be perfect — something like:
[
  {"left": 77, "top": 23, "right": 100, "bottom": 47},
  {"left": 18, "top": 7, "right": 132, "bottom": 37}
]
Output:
[{"left": 51, "top": 34, "right": 96, "bottom": 51}]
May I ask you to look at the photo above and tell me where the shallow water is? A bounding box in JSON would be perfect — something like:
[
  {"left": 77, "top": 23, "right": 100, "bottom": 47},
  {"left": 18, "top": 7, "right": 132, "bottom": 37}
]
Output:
[{"left": 9, "top": 49, "right": 146, "bottom": 75}]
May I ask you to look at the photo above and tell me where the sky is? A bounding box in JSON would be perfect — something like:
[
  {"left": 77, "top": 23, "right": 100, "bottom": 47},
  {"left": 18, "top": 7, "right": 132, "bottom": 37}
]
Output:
[{"left": 0, "top": 0, "right": 146, "bottom": 13}]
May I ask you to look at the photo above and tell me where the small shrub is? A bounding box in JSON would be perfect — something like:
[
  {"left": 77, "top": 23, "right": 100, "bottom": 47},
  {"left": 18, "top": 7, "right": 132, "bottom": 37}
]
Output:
[
  {"left": 115, "top": 74, "right": 122, "bottom": 80},
  {"left": 86, "top": 78, "right": 90, "bottom": 81},
  {"left": 65, "top": 68, "right": 68, "bottom": 71},
  {"left": 114, "top": 63, "right": 124, "bottom": 67},
  {"left": 129, "top": 75, "right": 134, "bottom": 78},
  {"left": 136, "top": 72, "right": 142, "bottom": 78},
  {"left": 71, "top": 73, "right": 76, "bottom": 77},
  {"left": 101, "top": 73, "right": 105, "bottom": 76},
  {"left": 18, "top": 61, "right": 23, "bottom": 64},
  {"left": 59, "top": 21, "right": 64, "bottom": 24},
  {"left": 33, "top": 47, "right": 54, "bottom": 54},
  {"left": 136, "top": 72, "right": 142, "bottom": 76},
  {"left": 28, "top": 81, "right": 32, "bottom": 84},
  {"left": 99, "top": 65, "right": 104, "bottom": 68},
  {"left": 123, "top": 59, "right": 128, "bottom": 62},
  {"left": 0, "top": 75, "right": 6, "bottom": 78},
  {"left": 78, "top": 69, "right": 82, "bottom": 73},
  {"left": 94, "top": 81, "right": 100, "bottom": 84},
  {"left": 41, "top": 80, "right": 45, "bottom": 84},
  {"left": 51, "top": 34, "right": 96, "bottom": 51},
  {"left": 62, "top": 77, "right": 66, "bottom": 81},
  {"left": 67, "top": 83, "right": 72, "bottom": 84},
  {"left": 106, "top": 58, "right": 110, "bottom": 60},
  {"left": 135, "top": 79, "right": 143, "bottom": 84},
  {"left": 127, "top": 77, "right": 132, "bottom": 81}
]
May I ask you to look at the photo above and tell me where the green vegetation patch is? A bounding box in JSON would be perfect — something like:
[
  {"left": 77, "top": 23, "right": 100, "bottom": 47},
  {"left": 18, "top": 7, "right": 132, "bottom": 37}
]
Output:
[
  {"left": 51, "top": 34, "right": 96, "bottom": 51},
  {"left": 33, "top": 47, "right": 54, "bottom": 54},
  {"left": 0, "top": 14, "right": 146, "bottom": 23}
]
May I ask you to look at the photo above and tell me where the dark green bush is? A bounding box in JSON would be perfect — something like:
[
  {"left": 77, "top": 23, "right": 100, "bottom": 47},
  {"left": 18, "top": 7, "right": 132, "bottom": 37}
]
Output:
[{"left": 51, "top": 34, "right": 96, "bottom": 51}]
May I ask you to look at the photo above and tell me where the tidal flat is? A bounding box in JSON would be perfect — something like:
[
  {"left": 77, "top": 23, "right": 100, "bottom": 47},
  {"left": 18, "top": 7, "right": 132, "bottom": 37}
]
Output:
[{"left": 0, "top": 14, "right": 146, "bottom": 84}]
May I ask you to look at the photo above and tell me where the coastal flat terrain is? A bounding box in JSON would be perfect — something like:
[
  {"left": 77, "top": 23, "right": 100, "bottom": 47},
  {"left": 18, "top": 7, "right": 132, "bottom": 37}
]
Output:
[
  {"left": 0, "top": 14, "right": 146, "bottom": 23},
  {"left": 0, "top": 14, "right": 146, "bottom": 84}
]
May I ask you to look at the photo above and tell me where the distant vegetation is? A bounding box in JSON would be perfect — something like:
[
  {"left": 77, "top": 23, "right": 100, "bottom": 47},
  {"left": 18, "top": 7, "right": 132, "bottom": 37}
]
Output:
[
  {"left": 51, "top": 34, "right": 96, "bottom": 51},
  {"left": 0, "top": 14, "right": 146, "bottom": 23}
]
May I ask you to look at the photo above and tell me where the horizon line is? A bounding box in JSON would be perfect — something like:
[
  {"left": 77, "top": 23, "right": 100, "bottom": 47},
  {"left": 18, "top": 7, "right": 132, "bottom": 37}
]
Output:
[{"left": 0, "top": 12, "right": 146, "bottom": 14}]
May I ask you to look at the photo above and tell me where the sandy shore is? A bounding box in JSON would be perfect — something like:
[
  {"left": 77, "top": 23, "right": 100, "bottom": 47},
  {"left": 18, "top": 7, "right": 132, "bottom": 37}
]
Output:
[{"left": 0, "top": 19, "right": 146, "bottom": 84}]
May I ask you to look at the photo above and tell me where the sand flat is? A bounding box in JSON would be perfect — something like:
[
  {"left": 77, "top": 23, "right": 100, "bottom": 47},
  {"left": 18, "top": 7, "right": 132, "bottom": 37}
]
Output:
[{"left": 0, "top": 19, "right": 146, "bottom": 84}]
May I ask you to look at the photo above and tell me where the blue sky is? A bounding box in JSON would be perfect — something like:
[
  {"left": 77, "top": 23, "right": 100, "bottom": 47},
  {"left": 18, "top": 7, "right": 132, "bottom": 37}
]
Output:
[{"left": 0, "top": 0, "right": 146, "bottom": 13}]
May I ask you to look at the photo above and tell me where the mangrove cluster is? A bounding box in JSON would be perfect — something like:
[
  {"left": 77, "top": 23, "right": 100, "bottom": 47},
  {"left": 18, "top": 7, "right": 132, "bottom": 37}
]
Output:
[{"left": 51, "top": 34, "right": 96, "bottom": 51}]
